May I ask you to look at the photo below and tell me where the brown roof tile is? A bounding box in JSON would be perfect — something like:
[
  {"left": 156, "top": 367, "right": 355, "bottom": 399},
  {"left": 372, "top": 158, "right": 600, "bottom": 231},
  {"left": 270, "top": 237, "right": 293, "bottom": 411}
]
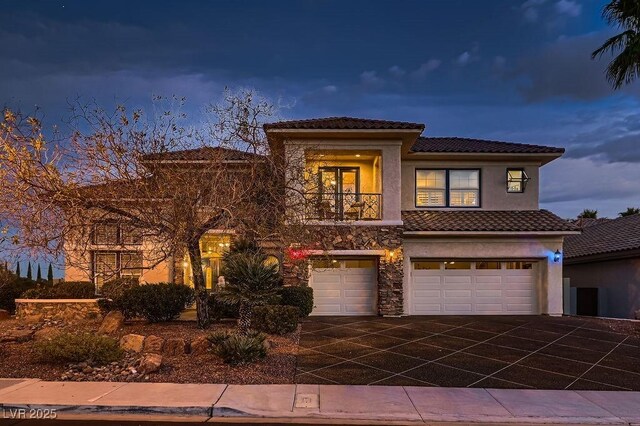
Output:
[
  {"left": 564, "top": 214, "right": 640, "bottom": 259},
  {"left": 410, "top": 137, "right": 564, "bottom": 154},
  {"left": 264, "top": 116, "right": 425, "bottom": 131},
  {"left": 142, "top": 147, "right": 263, "bottom": 162},
  {"left": 402, "top": 210, "right": 578, "bottom": 233}
]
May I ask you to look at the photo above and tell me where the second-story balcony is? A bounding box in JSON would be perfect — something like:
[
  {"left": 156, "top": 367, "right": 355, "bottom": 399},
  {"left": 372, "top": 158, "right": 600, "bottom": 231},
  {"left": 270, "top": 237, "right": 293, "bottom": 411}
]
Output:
[{"left": 305, "top": 192, "right": 382, "bottom": 221}]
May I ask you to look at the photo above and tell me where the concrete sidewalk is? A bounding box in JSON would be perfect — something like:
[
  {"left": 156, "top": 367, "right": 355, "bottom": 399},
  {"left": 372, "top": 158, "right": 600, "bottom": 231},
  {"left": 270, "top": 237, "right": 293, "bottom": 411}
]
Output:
[{"left": 0, "top": 379, "right": 639, "bottom": 424}]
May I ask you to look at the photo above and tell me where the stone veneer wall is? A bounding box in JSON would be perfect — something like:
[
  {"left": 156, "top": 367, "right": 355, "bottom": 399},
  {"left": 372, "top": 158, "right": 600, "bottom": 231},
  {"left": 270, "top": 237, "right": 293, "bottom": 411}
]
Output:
[
  {"left": 15, "top": 299, "right": 102, "bottom": 323},
  {"left": 283, "top": 225, "right": 404, "bottom": 316}
]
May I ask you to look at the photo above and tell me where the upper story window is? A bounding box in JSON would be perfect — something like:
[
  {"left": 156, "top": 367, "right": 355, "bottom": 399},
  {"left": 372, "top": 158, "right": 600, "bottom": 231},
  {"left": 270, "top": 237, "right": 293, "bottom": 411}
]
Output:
[
  {"left": 416, "top": 169, "right": 480, "bottom": 208},
  {"left": 93, "top": 222, "right": 143, "bottom": 245},
  {"left": 507, "top": 168, "right": 530, "bottom": 193}
]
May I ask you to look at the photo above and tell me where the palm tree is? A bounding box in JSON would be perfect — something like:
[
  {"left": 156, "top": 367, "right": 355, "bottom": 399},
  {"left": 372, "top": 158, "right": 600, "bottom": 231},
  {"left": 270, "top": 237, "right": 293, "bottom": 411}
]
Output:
[
  {"left": 578, "top": 209, "right": 598, "bottom": 218},
  {"left": 592, "top": 0, "right": 640, "bottom": 89},
  {"left": 619, "top": 207, "right": 640, "bottom": 216},
  {"left": 219, "top": 249, "right": 281, "bottom": 334}
]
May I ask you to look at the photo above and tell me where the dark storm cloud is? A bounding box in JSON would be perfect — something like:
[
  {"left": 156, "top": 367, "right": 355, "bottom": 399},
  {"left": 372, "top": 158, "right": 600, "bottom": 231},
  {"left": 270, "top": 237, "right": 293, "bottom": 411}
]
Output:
[{"left": 513, "top": 31, "right": 640, "bottom": 102}]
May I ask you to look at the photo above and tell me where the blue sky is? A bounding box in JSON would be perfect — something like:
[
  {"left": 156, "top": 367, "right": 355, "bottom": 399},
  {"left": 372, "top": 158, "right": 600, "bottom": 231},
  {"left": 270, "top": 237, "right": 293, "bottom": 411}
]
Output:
[{"left": 2, "top": 0, "right": 640, "bottom": 222}]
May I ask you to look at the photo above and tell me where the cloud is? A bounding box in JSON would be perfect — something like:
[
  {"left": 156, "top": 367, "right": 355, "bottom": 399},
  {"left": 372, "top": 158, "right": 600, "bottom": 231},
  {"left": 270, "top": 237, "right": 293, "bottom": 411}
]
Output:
[
  {"left": 322, "top": 85, "right": 337, "bottom": 93},
  {"left": 359, "top": 70, "right": 383, "bottom": 87},
  {"left": 457, "top": 52, "right": 471, "bottom": 66},
  {"left": 388, "top": 66, "right": 406, "bottom": 78},
  {"left": 521, "top": 0, "right": 547, "bottom": 22},
  {"left": 554, "top": 0, "right": 581, "bottom": 17},
  {"left": 411, "top": 59, "right": 441, "bottom": 79},
  {"left": 512, "top": 31, "right": 640, "bottom": 102}
]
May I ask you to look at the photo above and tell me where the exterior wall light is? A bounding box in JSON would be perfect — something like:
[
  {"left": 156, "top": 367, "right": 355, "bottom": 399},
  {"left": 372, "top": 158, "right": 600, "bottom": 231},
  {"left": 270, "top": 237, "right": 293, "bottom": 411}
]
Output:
[{"left": 554, "top": 250, "right": 561, "bottom": 263}]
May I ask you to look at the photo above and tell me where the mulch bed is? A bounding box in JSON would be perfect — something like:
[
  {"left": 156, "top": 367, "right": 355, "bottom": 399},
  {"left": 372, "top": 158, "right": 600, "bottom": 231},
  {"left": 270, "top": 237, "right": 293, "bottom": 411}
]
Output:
[{"left": 0, "top": 318, "right": 300, "bottom": 384}]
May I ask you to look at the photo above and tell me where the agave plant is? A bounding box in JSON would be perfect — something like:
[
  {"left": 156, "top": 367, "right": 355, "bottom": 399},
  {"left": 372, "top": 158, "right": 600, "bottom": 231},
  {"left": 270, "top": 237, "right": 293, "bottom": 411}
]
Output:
[{"left": 219, "top": 249, "right": 281, "bottom": 334}]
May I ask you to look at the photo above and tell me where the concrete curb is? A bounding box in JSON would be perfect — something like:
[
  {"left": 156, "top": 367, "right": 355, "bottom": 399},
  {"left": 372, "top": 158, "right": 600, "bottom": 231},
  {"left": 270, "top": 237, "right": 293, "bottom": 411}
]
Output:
[{"left": 0, "top": 380, "right": 638, "bottom": 424}]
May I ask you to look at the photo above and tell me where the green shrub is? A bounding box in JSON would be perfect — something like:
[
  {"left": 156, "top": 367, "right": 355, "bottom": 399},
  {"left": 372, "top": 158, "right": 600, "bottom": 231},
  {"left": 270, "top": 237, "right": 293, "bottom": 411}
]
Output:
[
  {"left": 208, "top": 292, "right": 239, "bottom": 320},
  {"left": 109, "top": 283, "right": 195, "bottom": 322},
  {"left": 279, "top": 286, "right": 313, "bottom": 317},
  {"left": 33, "top": 332, "right": 123, "bottom": 364},
  {"left": 252, "top": 305, "right": 299, "bottom": 335},
  {"left": 100, "top": 277, "right": 140, "bottom": 300},
  {"left": 21, "top": 281, "right": 95, "bottom": 299},
  {"left": 207, "top": 329, "right": 232, "bottom": 346},
  {"left": 0, "top": 273, "right": 36, "bottom": 313},
  {"left": 213, "top": 332, "right": 267, "bottom": 365}
]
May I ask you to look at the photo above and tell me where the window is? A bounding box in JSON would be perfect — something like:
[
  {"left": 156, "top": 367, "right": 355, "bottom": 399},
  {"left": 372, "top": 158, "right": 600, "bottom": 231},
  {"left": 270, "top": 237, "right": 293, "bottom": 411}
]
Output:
[
  {"left": 507, "top": 168, "right": 530, "bottom": 193},
  {"left": 444, "top": 261, "right": 471, "bottom": 270},
  {"left": 311, "top": 259, "right": 340, "bottom": 269},
  {"left": 413, "top": 261, "right": 441, "bottom": 270},
  {"left": 93, "top": 251, "right": 143, "bottom": 289},
  {"left": 476, "top": 261, "right": 501, "bottom": 270},
  {"left": 93, "top": 222, "right": 143, "bottom": 245},
  {"left": 416, "top": 169, "right": 480, "bottom": 207},
  {"left": 505, "top": 261, "right": 534, "bottom": 270},
  {"left": 344, "top": 259, "right": 375, "bottom": 269}
]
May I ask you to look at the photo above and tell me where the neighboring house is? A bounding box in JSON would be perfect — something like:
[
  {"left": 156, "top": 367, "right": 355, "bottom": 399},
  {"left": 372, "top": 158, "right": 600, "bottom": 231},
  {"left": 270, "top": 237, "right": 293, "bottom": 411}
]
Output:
[
  {"left": 65, "top": 116, "right": 579, "bottom": 316},
  {"left": 564, "top": 214, "right": 640, "bottom": 319}
]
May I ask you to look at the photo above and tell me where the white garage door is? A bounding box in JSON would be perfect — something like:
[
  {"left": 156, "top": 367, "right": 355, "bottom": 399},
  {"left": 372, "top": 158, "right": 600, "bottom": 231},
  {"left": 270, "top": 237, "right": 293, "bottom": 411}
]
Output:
[
  {"left": 410, "top": 260, "right": 538, "bottom": 315},
  {"left": 309, "top": 258, "right": 377, "bottom": 316}
]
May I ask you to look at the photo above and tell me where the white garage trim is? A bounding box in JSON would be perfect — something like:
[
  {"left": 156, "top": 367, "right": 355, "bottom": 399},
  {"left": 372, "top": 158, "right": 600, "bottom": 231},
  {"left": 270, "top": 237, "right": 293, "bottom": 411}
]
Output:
[
  {"left": 410, "top": 260, "right": 539, "bottom": 315},
  {"left": 309, "top": 258, "right": 378, "bottom": 316}
]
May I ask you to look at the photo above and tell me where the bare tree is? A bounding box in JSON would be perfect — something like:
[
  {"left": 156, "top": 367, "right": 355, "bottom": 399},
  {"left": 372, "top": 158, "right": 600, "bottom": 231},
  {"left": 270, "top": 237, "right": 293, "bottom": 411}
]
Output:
[{"left": 0, "top": 89, "right": 310, "bottom": 328}]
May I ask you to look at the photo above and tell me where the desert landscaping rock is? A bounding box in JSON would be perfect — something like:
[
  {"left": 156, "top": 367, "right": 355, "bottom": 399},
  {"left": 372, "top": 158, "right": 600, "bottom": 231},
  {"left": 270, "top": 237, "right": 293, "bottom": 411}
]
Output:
[
  {"left": 139, "top": 353, "right": 162, "bottom": 374},
  {"left": 189, "top": 336, "right": 210, "bottom": 355},
  {"left": 0, "top": 328, "right": 34, "bottom": 343},
  {"left": 120, "top": 334, "right": 145, "bottom": 352},
  {"left": 0, "top": 309, "right": 10, "bottom": 321},
  {"left": 98, "top": 311, "right": 125, "bottom": 334},
  {"left": 143, "top": 335, "right": 165, "bottom": 353},
  {"left": 163, "top": 337, "right": 187, "bottom": 356},
  {"left": 33, "top": 327, "right": 63, "bottom": 342},
  {"left": 60, "top": 353, "right": 147, "bottom": 382},
  {"left": 15, "top": 299, "right": 102, "bottom": 323}
]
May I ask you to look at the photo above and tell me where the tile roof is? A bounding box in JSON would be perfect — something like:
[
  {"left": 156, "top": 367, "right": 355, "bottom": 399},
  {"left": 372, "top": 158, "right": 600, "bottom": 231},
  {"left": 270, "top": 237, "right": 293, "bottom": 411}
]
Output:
[
  {"left": 141, "top": 147, "right": 263, "bottom": 162},
  {"left": 264, "top": 117, "right": 425, "bottom": 131},
  {"left": 571, "top": 217, "right": 612, "bottom": 229},
  {"left": 410, "top": 137, "right": 565, "bottom": 154},
  {"left": 402, "top": 210, "right": 578, "bottom": 233},
  {"left": 564, "top": 214, "right": 640, "bottom": 259}
]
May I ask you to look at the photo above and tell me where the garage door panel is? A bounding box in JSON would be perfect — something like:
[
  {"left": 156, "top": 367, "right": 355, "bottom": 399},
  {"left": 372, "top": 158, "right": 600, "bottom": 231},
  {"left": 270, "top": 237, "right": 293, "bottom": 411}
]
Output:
[
  {"left": 411, "top": 261, "right": 537, "bottom": 315},
  {"left": 310, "top": 259, "right": 377, "bottom": 316}
]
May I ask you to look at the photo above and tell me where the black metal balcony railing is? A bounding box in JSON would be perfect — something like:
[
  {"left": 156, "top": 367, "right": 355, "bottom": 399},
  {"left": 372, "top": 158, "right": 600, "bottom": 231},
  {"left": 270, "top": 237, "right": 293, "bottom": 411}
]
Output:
[{"left": 304, "top": 192, "right": 382, "bottom": 221}]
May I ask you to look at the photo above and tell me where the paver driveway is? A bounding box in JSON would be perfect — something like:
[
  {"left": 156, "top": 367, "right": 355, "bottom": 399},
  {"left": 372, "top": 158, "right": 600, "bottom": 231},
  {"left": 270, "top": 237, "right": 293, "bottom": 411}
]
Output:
[{"left": 296, "top": 315, "right": 640, "bottom": 390}]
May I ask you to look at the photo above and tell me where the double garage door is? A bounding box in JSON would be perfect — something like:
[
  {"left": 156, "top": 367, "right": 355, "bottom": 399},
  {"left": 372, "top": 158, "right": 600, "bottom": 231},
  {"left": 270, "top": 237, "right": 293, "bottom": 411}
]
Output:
[
  {"left": 410, "top": 260, "right": 538, "bottom": 315},
  {"left": 309, "top": 258, "right": 377, "bottom": 316}
]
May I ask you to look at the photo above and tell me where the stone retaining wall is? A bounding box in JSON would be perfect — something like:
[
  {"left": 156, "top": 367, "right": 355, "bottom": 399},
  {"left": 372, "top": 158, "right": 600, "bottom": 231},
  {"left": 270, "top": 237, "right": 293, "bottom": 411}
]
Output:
[{"left": 15, "top": 299, "right": 102, "bottom": 323}]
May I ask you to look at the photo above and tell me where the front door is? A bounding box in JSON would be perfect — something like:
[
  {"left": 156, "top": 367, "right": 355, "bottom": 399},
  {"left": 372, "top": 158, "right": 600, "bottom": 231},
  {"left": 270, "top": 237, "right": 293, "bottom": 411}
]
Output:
[{"left": 319, "top": 167, "right": 360, "bottom": 219}]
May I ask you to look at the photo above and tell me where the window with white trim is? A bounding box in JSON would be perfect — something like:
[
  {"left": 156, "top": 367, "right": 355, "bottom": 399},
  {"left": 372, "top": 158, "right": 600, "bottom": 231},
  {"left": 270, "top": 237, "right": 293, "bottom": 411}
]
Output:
[{"left": 416, "top": 169, "right": 480, "bottom": 207}]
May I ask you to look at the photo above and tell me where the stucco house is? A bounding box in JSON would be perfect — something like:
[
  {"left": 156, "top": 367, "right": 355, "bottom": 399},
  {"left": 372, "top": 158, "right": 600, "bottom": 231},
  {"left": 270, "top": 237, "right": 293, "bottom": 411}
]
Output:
[
  {"left": 65, "top": 117, "right": 579, "bottom": 316},
  {"left": 564, "top": 214, "right": 640, "bottom": 319}
]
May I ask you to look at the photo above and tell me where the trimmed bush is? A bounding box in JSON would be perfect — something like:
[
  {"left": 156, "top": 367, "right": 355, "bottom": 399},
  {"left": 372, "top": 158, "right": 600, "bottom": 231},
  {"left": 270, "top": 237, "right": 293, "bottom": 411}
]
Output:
[
  {"left": 33, "top": 332, "right": 123, "bottom": 364},
  {"left": 208, "top": 292, "right": 239, "bottom": 321},
  {"left": 279, "top": 286, "right": 313, "bottom": 317},
  {"left": 213, "top": 332, "right": 267, "bottom": 365},
  {"left": 252, "top": 305, "right": 299, "bottom": 335},
  {"left": 21, "top": 281, "right": 95, "bottom": 299},
  {"left": 100, "top": 277, "right": 140, "bottom": 300},
  {"left": 0, "top": 272, "right": 36, "bottom": 313},
  {"left": 108, "top": 283, "right": 195, "bottom": 322}
]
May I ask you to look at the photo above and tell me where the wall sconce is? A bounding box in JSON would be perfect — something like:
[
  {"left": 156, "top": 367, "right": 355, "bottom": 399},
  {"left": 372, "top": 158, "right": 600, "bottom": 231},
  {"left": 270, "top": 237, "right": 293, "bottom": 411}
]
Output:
[
  {"left": 385, "top": 249, "right": 397, "bottom": 262},
  {"left": 554, "top": 250, "right": 561, "bottom": 263}
]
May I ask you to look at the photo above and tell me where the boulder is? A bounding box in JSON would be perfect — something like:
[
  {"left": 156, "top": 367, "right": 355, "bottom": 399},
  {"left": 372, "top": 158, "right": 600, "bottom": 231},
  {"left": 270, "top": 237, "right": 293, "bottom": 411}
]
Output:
[
  {"left": 163, "top": 338, "right": 187, "bottom": 356},
  {"left": 189, "top": 336, "right": 210, "bottom": 355},
  {"left": 98, "top": 311, "right": 124, "bottom": 335},
  {"left": 119, "top": 334, "right": 145, "bottom": 353},
  {"left": 0, "top": 329, "right": 34, "bottom": 343},
  {"left": 143, "top": 335, "right": 165, "bottom": 354},
  {"left": 139, "top": 353, "right": 162, "bottom": 374},
  {"left": 33, "top": 327, "right": 63, "bottom": 342},
  {"left": 0, "top": 309, "right": 10, "bottom": 321}
]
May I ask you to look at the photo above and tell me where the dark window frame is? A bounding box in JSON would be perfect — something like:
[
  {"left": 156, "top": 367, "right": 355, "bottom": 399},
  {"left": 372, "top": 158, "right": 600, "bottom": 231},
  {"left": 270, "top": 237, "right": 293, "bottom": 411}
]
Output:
[
  {"left": 415, "top": 168, "right": 482, "bottom": 208},
  {"left": 92, "top": 221, "right": 143, "bottom": 246},
  {"left": 92, "top": 250, "right": 143, "bottom": 288}
]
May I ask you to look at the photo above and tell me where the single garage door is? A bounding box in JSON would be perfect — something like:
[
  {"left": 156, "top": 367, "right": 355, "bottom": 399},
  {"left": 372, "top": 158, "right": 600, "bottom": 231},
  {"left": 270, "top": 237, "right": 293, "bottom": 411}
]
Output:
[
  {"left": 309, "top": 258, "right": 377, "bottom": 315},
  {"left": 410, "top": 260, "right": 538, "bottom": 315}
]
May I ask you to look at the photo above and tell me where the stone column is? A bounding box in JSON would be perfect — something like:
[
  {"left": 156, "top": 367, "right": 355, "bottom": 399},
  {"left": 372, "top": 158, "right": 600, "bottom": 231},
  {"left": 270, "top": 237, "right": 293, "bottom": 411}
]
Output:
[{"left": 378, "top": 248, "right": 404, "bottom": 316}]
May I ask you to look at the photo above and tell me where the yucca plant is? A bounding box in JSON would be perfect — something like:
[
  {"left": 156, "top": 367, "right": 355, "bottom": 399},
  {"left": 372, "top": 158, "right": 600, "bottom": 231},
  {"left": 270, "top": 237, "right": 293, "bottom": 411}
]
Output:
[
  {"left": 213, "top": 332, "right": 267, "bottom": 365},
  {"left": 219, "top": 248, "right": 281, "bottom": 334}
]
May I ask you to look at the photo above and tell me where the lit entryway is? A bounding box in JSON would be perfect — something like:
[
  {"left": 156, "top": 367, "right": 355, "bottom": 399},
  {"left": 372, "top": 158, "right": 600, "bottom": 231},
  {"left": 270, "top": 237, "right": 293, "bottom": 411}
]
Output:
[
  {"left": 410, "top": 260, "right": 538, "bottom": 315},
  {"left": 309, "top": 258, "right": 377, "bottom": 316}
]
